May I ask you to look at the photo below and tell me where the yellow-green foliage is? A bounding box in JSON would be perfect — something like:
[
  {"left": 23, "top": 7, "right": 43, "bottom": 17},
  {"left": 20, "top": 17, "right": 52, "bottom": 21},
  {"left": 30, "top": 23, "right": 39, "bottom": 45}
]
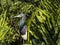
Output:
[
  {"left": 0, "top": 11, "right": 14, "bottom": 45},
  {"left": 0, "top": 0, "right": 60, "bottom": 45}
]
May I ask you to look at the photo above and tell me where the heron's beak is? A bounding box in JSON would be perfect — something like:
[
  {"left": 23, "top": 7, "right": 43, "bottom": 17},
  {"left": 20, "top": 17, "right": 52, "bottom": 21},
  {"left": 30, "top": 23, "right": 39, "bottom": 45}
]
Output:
[{"left": 14, "top": 15, "right": 22, "bottom": 18}]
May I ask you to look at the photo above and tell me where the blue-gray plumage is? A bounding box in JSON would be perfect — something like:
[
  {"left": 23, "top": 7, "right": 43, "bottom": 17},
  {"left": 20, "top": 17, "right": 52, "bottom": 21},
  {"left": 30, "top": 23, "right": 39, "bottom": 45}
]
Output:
[{"left": 14, "top": 13, "right": 27, "bottom": 42}]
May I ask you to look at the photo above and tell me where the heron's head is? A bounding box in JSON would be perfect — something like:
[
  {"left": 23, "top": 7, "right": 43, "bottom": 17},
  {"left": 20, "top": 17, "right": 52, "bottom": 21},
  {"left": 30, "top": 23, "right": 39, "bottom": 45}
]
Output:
[{"left": 14, "top": 13, "right": 26, "bottom": 19}]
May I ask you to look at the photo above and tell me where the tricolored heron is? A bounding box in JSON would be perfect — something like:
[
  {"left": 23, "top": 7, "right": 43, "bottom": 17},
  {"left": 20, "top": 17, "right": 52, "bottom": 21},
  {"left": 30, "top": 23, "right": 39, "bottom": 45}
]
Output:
[{"left": 14, "top": 13, "right": 27, "bottom": 45}]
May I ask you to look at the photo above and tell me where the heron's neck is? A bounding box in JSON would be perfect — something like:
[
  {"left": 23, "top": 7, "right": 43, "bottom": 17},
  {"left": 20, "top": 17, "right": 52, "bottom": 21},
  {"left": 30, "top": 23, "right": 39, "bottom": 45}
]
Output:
[{"left": 19, "top": 17, "right": 26, "bottom": 28}]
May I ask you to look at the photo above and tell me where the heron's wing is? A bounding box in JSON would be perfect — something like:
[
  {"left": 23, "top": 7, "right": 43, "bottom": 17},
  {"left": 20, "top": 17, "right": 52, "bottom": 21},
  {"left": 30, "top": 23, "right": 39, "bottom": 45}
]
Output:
[
  {"left": 21, "top": 30, "right": 27, "bottom": 40},
  {"left": 21, "top": 25, "right": 27, "bottom": 40},
  {"left": 21, "top": 25, "right": 27, "bottom": 35}
]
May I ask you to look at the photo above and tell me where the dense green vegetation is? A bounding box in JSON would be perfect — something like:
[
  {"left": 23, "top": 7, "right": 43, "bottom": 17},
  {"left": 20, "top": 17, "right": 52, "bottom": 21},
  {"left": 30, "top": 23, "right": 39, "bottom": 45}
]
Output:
[{"left": 0, "top": 0, "right": 60, "bottom": 45}]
